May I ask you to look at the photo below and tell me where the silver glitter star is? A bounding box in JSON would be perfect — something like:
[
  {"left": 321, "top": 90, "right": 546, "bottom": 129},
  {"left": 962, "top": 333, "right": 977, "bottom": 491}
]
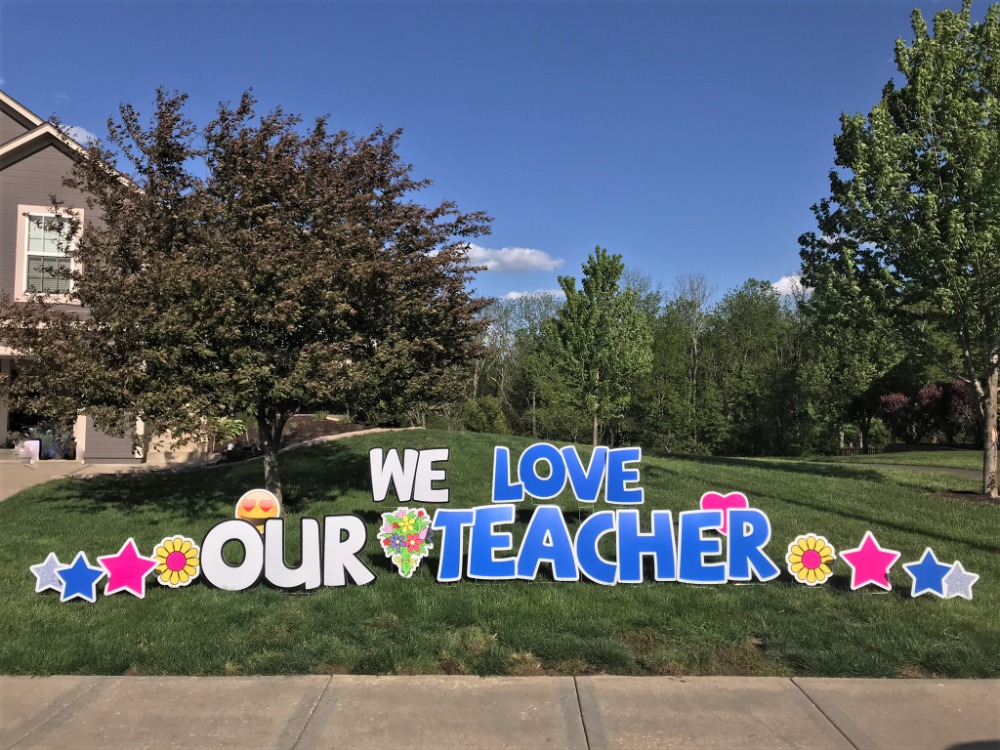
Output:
[
  {"left": 30, "top": 552, "right": 65, "bottom": 593},
  {"left": 943, "top": 561, "right": 979, "bottom": 600}
]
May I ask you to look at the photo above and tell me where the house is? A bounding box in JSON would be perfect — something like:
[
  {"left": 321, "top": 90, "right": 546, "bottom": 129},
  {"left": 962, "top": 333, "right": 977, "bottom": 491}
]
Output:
[{"left": 0, "top": 89, "right": 140, "bottom": 463}]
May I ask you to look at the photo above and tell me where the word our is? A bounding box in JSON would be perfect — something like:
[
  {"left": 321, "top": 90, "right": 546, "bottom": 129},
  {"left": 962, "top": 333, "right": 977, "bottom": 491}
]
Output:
[{"left": 199, "top": 516, "right": 375, "bottom": 591}]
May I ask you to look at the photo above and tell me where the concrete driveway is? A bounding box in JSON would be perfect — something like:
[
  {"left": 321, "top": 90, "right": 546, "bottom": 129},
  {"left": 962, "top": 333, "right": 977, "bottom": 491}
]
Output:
[
  {"left": 0, "top": 427, "right": 409, "bottom": 501},
  {"left": 0, "top": 459, "right": 139, "bottom": 501}
]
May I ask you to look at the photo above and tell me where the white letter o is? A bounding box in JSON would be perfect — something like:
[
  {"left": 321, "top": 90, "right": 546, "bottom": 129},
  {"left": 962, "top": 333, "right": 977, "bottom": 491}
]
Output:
[{"left": 201, "top": 520, "right": 265, "bottom": 591}]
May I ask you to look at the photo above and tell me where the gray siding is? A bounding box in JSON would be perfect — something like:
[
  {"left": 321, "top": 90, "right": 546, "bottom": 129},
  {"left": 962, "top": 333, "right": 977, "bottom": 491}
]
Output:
[
  {"left": 84, "top": 417, "right": 138, "bottom": 463},
  {"left": 1, "top": 134, "right": 135, "bottom": 464},
  {"left": 0, "top": 109, "right": 30, "bottom": 146},
  {"left": 0, "top": 142, "right": 89, "bottom": 299}
]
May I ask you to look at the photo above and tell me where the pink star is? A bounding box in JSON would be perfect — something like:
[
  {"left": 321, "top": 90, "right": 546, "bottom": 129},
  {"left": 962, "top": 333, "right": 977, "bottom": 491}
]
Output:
[
  {"left": 841, "top": 531, "right": 901, "bottom": 591},
  {"left": 98, "top": 538, "right": 158, "bottom": 598}
]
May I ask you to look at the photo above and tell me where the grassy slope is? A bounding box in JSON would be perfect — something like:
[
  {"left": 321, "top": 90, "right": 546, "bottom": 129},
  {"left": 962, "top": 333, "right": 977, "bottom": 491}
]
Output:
[
  {"left": 1, "top": 430, "right": 997, "bottom": 678},
  {"left": 806, "top": 450, "right": 982, "bottom": 471}
]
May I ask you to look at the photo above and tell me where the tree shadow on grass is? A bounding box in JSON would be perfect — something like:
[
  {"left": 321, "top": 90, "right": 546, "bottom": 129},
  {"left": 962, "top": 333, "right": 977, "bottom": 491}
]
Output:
[
  {"left": 772, "top": 569, "right": 915, "bottom": 597},
  {"left": 638, "top": 457, "right": 908, "bottom": 511},
  {"left": 50, "top": 470, "right": 242, "bottom": 519},
  {"left": 752, "top": 485, "right": 1000, "bottom": 555},
  {"left": 664, "top": 454, "right": 889, "bottom": 484},
  {"left": 645, "top": 454, "right": 999, "bottom": 552},
  {"left": 643, "top": 454, "right": 1000, "bottom": 553},
  {"left": 676, "top": 456, "right": 983, "bottom": 500},
  {"left": 273, "top": 444, "right": 373, "bottom": 506},
  {"left": 364, "top": 549, "right": 398, "bottom": 576},
  {"left": 35, "top": 442, "right": 373, "bottom": 521}
]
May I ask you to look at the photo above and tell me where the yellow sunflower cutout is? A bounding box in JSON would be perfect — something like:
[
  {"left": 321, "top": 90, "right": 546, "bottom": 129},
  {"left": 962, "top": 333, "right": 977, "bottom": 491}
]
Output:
[
  {"left": 153, "top": 536, "right": 201, "bottom": 588},
  {"left": 786, "top": 534, "right": 835, "bottom": 586}
]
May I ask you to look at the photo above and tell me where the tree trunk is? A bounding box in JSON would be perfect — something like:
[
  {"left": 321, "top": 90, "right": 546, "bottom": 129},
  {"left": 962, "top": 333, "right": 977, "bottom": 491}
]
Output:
[
  {"left": 858, "top": 418, "right": 872, "bottom": 452},
  {"left": 593, "top": 408, "right": 599, "bottom": 447},
  {"left": 257, "top": 411, "right": 288, "bottom": 503},
  {"left": 691, "top": 341, "right": 699, "bottom": 452},
  {"left": 984, "top": 368, "right": 998, "bottom": 499}
]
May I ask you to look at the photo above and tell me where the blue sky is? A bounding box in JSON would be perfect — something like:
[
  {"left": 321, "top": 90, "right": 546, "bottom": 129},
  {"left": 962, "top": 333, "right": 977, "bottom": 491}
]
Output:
[{"left": 0, "top": 0, "right": 975, "bottom": 303}]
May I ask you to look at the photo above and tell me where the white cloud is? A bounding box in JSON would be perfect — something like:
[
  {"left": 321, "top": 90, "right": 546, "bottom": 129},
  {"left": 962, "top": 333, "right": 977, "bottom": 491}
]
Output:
[
  {"left": 55, "top": 92, "right": 71, "bottom": 103},
  {"left": 64, "top": 125, "right": 98, "bottom": 145},
  {"left": 772, "top": 274, "right": 808, "bottom": 297},
  {"left": 503, "top": 289, "right": 565, "bottom": 300},
  {"left": 464, "top": 244, "right": 564, "bottom": 273}
]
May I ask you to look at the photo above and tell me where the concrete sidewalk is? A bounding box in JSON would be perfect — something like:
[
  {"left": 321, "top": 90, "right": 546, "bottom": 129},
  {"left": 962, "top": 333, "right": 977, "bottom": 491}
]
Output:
[{"left": 1, "top": 676, "right": 997, "bottom": 750}]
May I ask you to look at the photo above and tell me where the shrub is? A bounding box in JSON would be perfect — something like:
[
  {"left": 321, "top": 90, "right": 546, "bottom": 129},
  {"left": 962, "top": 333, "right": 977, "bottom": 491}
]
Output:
[
  {"left": 28, "top": 420, "right": 76, "bottom": 460},
  {"left": 463, "top": 397, "right": 510, "bottom": 435}
]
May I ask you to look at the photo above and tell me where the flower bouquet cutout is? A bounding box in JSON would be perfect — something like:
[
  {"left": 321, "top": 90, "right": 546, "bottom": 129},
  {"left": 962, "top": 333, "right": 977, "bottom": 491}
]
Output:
[{"left": 378, "top": 508, "right": 433, "bottom": 578}]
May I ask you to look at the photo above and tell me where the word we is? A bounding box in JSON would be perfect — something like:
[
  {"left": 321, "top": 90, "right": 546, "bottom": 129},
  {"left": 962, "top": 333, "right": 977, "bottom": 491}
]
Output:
[{"left": 369, "top": 448, "right": 450, "bottom": 503}]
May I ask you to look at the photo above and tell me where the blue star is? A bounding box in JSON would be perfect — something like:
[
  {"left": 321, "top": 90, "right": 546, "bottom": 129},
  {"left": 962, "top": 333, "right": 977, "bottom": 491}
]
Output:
[
  {"left": 56, "top": 552, "right": 106, "bottom": 603},
  {"left": 902, "top": 547, "right": 952, "bottom": 598}
]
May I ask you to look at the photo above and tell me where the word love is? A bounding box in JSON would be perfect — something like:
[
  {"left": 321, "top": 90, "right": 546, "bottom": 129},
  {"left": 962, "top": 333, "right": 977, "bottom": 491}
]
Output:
[
  {"left": 431, "top": 505, "right": 780, "bottom": 585},
  {"left": 492, "top": 444, "right": 643, "bottom": 504}
]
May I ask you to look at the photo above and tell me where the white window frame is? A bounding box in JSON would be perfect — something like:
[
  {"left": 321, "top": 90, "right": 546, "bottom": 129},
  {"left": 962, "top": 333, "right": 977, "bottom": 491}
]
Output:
[{"left": 14, "top": 205, "right": 83, "bottom": 302}]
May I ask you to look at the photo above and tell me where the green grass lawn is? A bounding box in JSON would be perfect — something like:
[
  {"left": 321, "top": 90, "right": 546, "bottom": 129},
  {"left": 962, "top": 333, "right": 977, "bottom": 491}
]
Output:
[
  {"left": 809, "top": 449, "right": 983, "bottom": 471},
  {"left": 2, "top": 430, "right": 997, "bottom": 678}
]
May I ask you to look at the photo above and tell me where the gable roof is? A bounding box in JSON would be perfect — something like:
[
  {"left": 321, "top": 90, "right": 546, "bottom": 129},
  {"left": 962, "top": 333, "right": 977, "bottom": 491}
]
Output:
[
  {"left": 0, "top": 91, "right": 141, "bottom": 193},
  {"left": 0, "top": 90, "right": 90, "bottom": 169},
  {"left": 0, "top": 89, "right": 45, "bottom": 131}
]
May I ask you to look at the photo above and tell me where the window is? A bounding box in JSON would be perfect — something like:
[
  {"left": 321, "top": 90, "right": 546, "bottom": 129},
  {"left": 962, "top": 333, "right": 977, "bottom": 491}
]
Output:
[
  {"left": 25, "top": 215, "right": 72, "bottom": 294},
  {"left": 14, "top": 205, "right": 82, "bottom": 300}
]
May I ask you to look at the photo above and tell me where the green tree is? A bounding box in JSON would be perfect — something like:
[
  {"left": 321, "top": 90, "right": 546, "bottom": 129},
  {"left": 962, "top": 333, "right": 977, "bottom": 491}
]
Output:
[
  {"left": 546, "top": 247, "right": 653, "bottom": 446},
  {"left": 0, "top": 90, "right": 490, "bottom": 500},
  {"left": 625, "top": 307, "right": 696, "bottom": 452},
  {"left": 705, "top": 280, "right": 807, "bottom": 456},
  {"left": 477, "top": 293, "right": 560, "bottom": 408},
  {"left": 672, "top": 274, "right": 718, "bottom": 452},
  {"left": 800, "top": 2, "right": 1000, "bottom": 497},
  {"left": 516, "top": 295, "right": 579, "bottom": 441},
  {"left": 799, "top": 257, "right": 904, "bottom": 451}
]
